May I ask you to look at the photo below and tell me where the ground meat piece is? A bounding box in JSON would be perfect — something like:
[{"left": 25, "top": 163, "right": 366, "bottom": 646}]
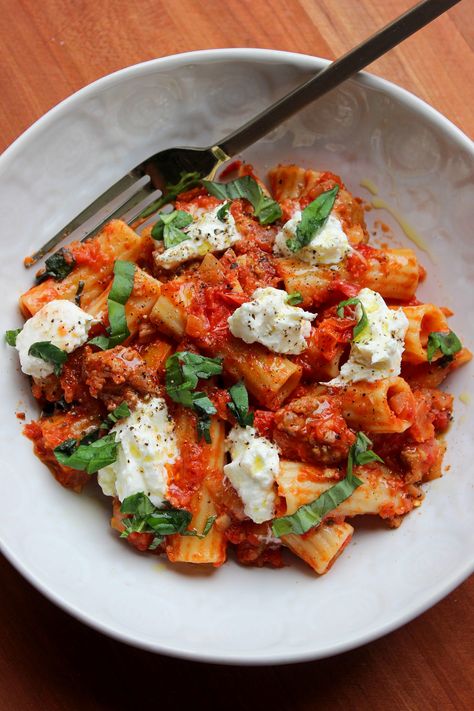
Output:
[
  {"left": 273, "top": 391, "right": 356, "bottom": 465},
  {"left": 409, "top": 388, "right": 453, "bottom": 442},
  {"left": 401, "top": 438, "right": 445, "bottom": 483},
  {"left": 83, "top": 346, "right": 158, "bottom": 410}
]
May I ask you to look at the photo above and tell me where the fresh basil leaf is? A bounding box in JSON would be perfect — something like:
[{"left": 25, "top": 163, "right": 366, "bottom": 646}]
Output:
[
  {"left": 106, "top": 401, "right": 131, "bottom": 424},
  {"left": 138, "top": 171, "right": 202, "bottom": 219},
  {"left": 202, "top": 176, "right": 282, "bottom": 225},
  {"left": 272, "top": 475, "right": 362, "bottom": 537},
  {"left": 148, "top": 536, "right": 163, "bottom": 550},
  {"left": 272, "top": 431, "right": 382, "bottom": 537},
  {"left": 75, "top": 280, "right": 85, "bottom": 306},
  {"left": 5, "top": 328, "right": 22, "bottom": 346},
  {"left": 151, "top": 210, "right": 193, "bottom": 249},
  {"left": 36, "top": 248, "right": 75, "bottom": 283},
  {"left": 192, "top": 393, "right": 217, "bottom": 444},
  {"left": 120, "top": 493, "right": 215, "bottom": 547},
  {"left": 121, "top": 492, "right": 156, "bottom": 517},
  {"left": 54, "top": 438, "right": 77, "bottom": 457},
  {"left": 286, "top": 292, "right": 303, "bottom": 306},
  {"left": 182, "top": 514, "right": 217, "bottom": 538},
  {"left": 337, "top": 297, "right": 369, "bottom": 339},
  {"left": 347, "top": 432, "right": 383, "bottom": 477},
  {"left": 165, "top": 352, "right": 223, "bottom": 404},
  {"left": 227, "top": 380, "right": 254, "bottom": 428},
  {"left": 426, "top": 330, "right": 462, "bottom": 364},
  {"left": 89, "top": 260, "right": 135, "bottom": 350},
  {"left": 146, "top": 508, "right": 192, "bottom": 536},
  {"left": 165, "top": 352, "right": 221, "bottom": 442},
  {"left": 286, "top": 186, "right": 339, "bottom": 252},
  {"left": 120, "top": 492, "right": 194, "bottom": 544},
  {"left": 54, "top": 432, "right": 118, "bottom": 474},
  {"left": 28, "top": 341, "right": 68, "bottom": 376},
  {"left": 217, "top": 202, "right": 231, "bottom": 220}
]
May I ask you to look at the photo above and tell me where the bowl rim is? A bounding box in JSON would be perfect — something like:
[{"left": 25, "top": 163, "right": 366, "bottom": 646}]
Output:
[{"left": 1, "top": 47, "right": 473, "bottom": 666}]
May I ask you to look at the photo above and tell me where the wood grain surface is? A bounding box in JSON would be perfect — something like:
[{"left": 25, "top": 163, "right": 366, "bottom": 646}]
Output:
[{"left": 0, "top": 1, "right": 472, "bottom": 709}]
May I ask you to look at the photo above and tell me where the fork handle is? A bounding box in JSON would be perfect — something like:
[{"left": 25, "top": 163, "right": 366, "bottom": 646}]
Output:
[{"left": 217, "top": 0, "right": 460, "bottom": 158}]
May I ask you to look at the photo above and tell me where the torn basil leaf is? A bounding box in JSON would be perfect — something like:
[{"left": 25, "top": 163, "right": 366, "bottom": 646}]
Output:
[
  {"left": 427, "top": 330, "right": 462, "bottom": 364},
  {"left": 192, "top": 393, "right": 217, "bottom": 444},
  {"left": 165, "top": 352, "right": 223, "bottom": 405},
  {"left": 286, "top": 186, "right": 339, "bottom": 252},
  {"left": 337, "top": 297, "right": 369, "bottom": 339},
  {"left": 5, "top": 328, "right": 22, "bottom": 346},
  {"left": 272, "top": 432, "right": 382, "bottom": 537},
  {"left": 89, "top": 260, "right": 135, "bottom": 350},
  {"left": 151, "top": 210, "right": 193, "bottom": 249},
  {"left": 54, "top": 432, "right": 118, "bottom": 474},
  {"left": 36, "top": 248, "right": 76, "bottom": 283},
  {"left": 286, "top": 292, "right": 303, "bottom": 306},
  {"left": 106, "top": 401, "right": 131, "bottom": 424},
  {"left": 119, "top": 492, "right": 215, "bottom": 548},
  {"left": 202, "top": 176, "right": 282, "bottom": 225},
  {"left": 138, "top": 171, "right": 202, "bottom": 219},
  {"left": 217, "top": 202, "right": 231, "bottom": 220},
  {"left": 28, "top": 341, "right": 68, "bottom": 376},
  {"left": 165, "top": 352, "right": 222, "bottom": 442},
  {"left": 227, "top": 380, "right": 254, "bottom": 428}
]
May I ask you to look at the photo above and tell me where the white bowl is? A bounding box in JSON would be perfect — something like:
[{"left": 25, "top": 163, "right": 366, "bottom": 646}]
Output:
[{"left": 1, "top": 49, "right": 473, "bottom": 665}]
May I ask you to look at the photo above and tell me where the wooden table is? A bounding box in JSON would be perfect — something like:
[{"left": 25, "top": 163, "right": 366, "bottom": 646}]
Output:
[{"left": 0, "top": 1, "right": 472, "bottom": 708}]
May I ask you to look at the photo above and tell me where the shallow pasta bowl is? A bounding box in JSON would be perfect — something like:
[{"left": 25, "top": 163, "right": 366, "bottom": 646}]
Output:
[{"left": 0, "top": 49, "right": 473, "bottom": 665}]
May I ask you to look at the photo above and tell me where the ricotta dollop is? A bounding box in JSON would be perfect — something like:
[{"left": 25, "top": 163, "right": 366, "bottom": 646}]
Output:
[
  {"left": 16, "top": 299, "right": 94, "bottom": 379},
  {"left": 224, "top": 425, "right": 279, "bottom": 524},
  {"left": 227, "top": 286, "right": 315, "bottom": 355},
  {"left": 273, "top": 210, "right": 351, "bottom": 265},
  {"left": 327, "top": 288, "right": 409, "bottom": 385},
  {"left": 154, "top": 204, "right": 241, "bottom": 270},
  {"left": 98, "top": 397, "right": 179, "bottom": 507}
]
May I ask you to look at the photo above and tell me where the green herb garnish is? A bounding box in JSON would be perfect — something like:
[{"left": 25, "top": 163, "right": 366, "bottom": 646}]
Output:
[
  {"left": 286, "top": 292, "right": 303, "bottom": 306},
  {"left": 28, "top": 341, "right": 68, "bottom": 376},
  {"left": 151, "top": 210, "right": 193, "bottom": 249},
  {"left": 54, "top": 432, "right": 118, "bottom": 474},
  {"left": 202, "top": 176, "right": 282, "bottom": 225},
  {"left": 5, "top": 328, "right": 22, "bottom": 346},
  {"left": 105, "top": 401, "right": 131, "bottom": 424},
  {"left": 165, "top": 352, "right": 222, "bottom": 442},
  {"left": 119, "top": 492, "right": 215, "bottom": 549},
  {"left": 227, "top": 380, "right": 254, "bottom": 428},
  {"left": 286, "top": 186, "right": 339, "bottom": 252},
  {"left": 271, "top": 432, "right": 382, "bottom": 537},
  {"left": 165, "top": 352, "right": 223, "bottom": 406},
  {"left": 216, "top": 201, "right": 231, "bottom": 220},
  {"left": 427, "top": 330, "right": 462, "bottom": 364},
  {"left": 89, "top": 260, "right": 135, "bottom": 350},
  {"left": 36, "top": 248, "right": 76, "bottom": 283},
  {"left": 138, "top": 171, "right": 202, "bottom": 219},
  {"left": 337, "top": 297, "right": 369, "bottom": 339}
]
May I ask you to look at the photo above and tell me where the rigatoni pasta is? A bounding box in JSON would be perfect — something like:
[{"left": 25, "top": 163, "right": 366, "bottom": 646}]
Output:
[{"left": 9, "top": 161, "right": 470, "bottom": 575}]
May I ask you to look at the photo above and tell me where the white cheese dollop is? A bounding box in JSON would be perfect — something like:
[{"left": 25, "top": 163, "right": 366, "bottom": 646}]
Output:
[
  {"left": 16, "top": 299, "right": 94, "bottom": 379},
  {"left": 224, "top": 425, "right": 279, "bottom": 524},
  {"left": 327, "top": 288, "right": 409, "bottom": 385},
  {"left": 154, "top": 204, "right": 241, "bottom": 270},
  {"left": 227, "top": 286, "right": 316, "bottom": 355},
  {"left": 273, "top": 210, "right": 351, "bottom": 265},
  {"left": 98, "top": 397, "right": 179, "bottom": 507}
]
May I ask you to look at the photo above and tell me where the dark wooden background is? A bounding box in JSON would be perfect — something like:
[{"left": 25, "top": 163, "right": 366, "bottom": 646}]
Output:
[{"left": 0, "top": 1, "right": 472, "bottom": 709}]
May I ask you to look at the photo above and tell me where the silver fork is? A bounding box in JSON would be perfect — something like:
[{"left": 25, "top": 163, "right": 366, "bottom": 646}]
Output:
[{"left": 27, "top": 0, "right": 459, "bottom": 267}]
